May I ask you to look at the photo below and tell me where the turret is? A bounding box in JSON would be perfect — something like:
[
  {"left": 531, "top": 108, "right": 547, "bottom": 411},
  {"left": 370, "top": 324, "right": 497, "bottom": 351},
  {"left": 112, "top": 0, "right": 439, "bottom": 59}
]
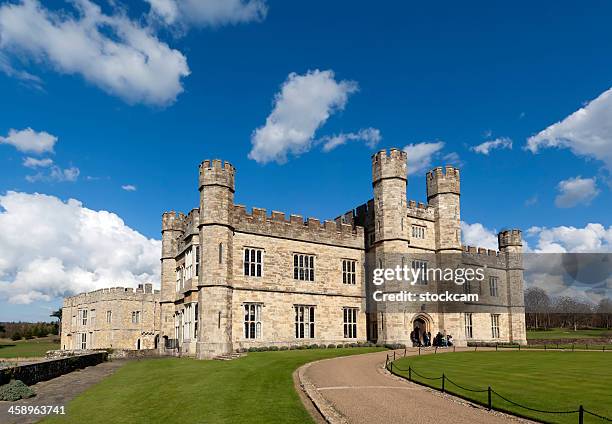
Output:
[
  {"left": 498, "top": 229, "right": 522, "bottom": 252},
  {"left": 426, "top": 166, "right": 461, "bottom": 252},
  {"left": 197, "top": 159, "right": 235, "bottom": 359},
  {"left": 371, "top": 148, "right": 408, "bottom": 245}
]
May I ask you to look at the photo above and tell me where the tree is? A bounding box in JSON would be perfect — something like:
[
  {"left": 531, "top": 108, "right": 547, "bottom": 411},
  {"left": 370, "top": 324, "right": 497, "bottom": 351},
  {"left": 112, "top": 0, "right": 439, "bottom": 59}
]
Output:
[
  {"left": 524, "top": 287, "right": 551, "bottom": 329},
  {"left": 597, "top": 298, "right": 612, "bottom": 329},
  {"left": 50, "top": 309, "right": 62, "bottom": 320},
  {"left": 11, "top": 331, "right": 22, "bottom": 341}
]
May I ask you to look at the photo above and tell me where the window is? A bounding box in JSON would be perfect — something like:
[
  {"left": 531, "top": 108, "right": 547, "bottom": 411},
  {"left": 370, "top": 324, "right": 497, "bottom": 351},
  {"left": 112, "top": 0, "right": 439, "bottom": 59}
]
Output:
[
  {"left": 411, "top": 260, "right": 428, "bottom": 284},
  {"left": 343, "top": 307, "right": 358, "bottom": 338},
  {"left": 491, "top": 314, "right": 500, "bottom": 338},
  {"left": 185, "top": 248, "right": 194, "bottom": 280},
  {"left": 184, "top": 305, "right": 192, "bottom": 340},
  {"left": 90, "top": 309, "right": 96, "bottom": 326},
  {"left": 342, "top": 260, "right": 356, "bottom": 285},
  {"left": 132, "top": 311, "right": 140, "bottom": 324},
  {"left": 464, "top": 313, "right": 473, "bottom": 339},
  {"left": 194, "top": 304, "right": 198, "bottom": 339},
  {"left": 244, "top": 303, "right": 262, "bottom": 339},
  {"left": 412, "top": 225, "right": 426, "bottom": 239},
  {"left": 218, "top": 243, "right": 223, "bottom": 264},
  {"left": 295, "top": 306, "right": 315, "bottom": 338},
  {"left": 106, "top": 310, "right": 112, "bottom": 324},
  {"left": 80, "top": 333, "right": 87, "bottom": 349},
  {"left": 244, "top": 248, "right": 263, "bottom": 277},
  {"left": 195, "top": 245, "right": 200, "bottom": 277},
  {"left": 489, "top": 276, "right": 499, "bottom": 297},
  {"left": 78, "top": 309, "right": 88, "bottom": 326},
  {"left": 368, "top": 233, "right": 375, "bottom": 246},
  {"left": 294, "top": 254, "right": 315, "bottom": 281},
  {"left": 463, "top": 280, "right": 471, "bottom": 294}
]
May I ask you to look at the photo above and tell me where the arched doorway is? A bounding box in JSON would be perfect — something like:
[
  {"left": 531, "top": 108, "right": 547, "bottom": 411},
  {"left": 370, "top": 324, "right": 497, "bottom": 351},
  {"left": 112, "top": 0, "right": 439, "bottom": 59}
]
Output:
[
  {"left": 154, "top": 335, "right": 159, "bottom": 349},
  {"left": 411, "top": 314, "right": 432, "bottom": 346},
  {"left": 136, "top": 339, "right": 141, "bottom": 350}
]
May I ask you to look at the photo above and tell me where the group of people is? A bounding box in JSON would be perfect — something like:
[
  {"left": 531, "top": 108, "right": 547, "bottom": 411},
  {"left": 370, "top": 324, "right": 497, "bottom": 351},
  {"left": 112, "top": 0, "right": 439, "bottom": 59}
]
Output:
[{"left": 410, "top": 328, "right": 453, "bottom": 348}]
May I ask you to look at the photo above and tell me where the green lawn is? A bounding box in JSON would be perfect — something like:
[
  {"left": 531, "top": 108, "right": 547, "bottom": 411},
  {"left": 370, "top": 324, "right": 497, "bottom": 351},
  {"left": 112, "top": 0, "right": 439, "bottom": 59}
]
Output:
[
  {"left": 42, "top": 347, "right": 382, "bottom": 424},
  {"left": 391, "top": 351, "right": 611, "bottom": 424},
  {"left": 527, "top": 328, "right": 611, "bottom": 340},
  {"left": 0, "top": 339, "right": 59, "bottom": 358}
]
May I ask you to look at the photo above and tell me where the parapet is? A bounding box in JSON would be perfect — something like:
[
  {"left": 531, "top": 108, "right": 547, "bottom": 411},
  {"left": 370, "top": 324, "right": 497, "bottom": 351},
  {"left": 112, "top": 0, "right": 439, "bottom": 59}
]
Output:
[
  {"left": 63, "top": 284, "right": 160, "bottom": 306},
  {"left": 461, "top": 245, "right": 506, "bottom": 268},
  {"left": 406, "top": 199, "right": 435, "bottom": 221},
  {"left": 426, "top": 165, "right": 460, "bottom": 200},
  {"left": 199, "top": 159, "right": 235, "bottom": 192},
  {"left": 498, "top": 229, "right": 522, "bottom": 248},
  {"left": 162, "top": 211, "right": 186, "bottom": 232},
  {"left": 372, "top": 148, "right": 407, "bottom": 184},
  {"left": 232, "top": 205, "right": 365, "bottom": 249}
]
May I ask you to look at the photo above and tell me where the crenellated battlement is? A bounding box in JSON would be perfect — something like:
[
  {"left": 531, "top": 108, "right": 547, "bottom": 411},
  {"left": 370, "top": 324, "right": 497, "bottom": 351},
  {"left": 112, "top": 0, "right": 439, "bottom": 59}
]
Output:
[
  {"left": 372, "top": 148, "right": 407, "bottom": 184},
  {"left": 407, "top": 199, "right": 435, "bottom": 220},
  {"left": 461, "top": 245, "right": 507, "bottom": 268},
  {"left": 426, "top": 165, "right": 460, "bottom": 200},
  {"left": 232, "top": 205, "right": 364, "bottom": 249},
  {"left": 498, "top": 229, "right": 522, "bottom": 248},
  {"left": 199, "top": 159, "right": 235, "bottom": 191},
  {"left": 162, "top": 211, "right": 186, "bottom": 232},
  {"left": 63, "top": 284, "right": 160, "bottom": 306}
]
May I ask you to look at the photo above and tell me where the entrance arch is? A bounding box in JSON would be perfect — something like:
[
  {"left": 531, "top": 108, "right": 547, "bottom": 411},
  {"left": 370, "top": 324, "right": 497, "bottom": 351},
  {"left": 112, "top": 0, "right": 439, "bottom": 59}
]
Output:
[{"left": 410, "top": 313, "right": 433, "bottom": 345}]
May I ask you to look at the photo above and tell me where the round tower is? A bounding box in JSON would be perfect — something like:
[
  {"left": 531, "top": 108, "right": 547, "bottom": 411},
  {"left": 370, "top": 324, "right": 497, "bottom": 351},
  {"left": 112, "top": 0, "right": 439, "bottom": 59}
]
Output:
[
  {"left": 159, "top": 211, "right": 186, "bottom": 351},
  {"left": 426, "top": 166, "right": 461, "bottom": 252},
  {"left": 197, "top": 159, "right": 235, "bottom": 359},
  {"left": 372, "top": 148, "right": 409, "bottom": 246},
  {"left": 497, "top": 229, "right": 526, "bottom": 345}
]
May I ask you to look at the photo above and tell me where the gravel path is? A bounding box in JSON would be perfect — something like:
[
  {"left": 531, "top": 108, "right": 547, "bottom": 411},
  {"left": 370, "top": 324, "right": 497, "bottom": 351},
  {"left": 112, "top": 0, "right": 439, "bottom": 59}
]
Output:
[
  {"left": 300, "top": 348, "right": 529, "bottom": 424},
  {"left": 0, "top": 360, "right": 127, "bottom": 424}
]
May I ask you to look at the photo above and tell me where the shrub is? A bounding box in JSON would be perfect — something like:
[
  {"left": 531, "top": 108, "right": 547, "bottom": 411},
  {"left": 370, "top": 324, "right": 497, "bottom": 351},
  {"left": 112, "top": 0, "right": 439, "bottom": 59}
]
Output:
[
  {"left": 11, "top": 332, "right": 21, "bottom": 341},
  {"left": 0, "top": 380, "right": 35, "bottom": 401},
  {"left": 279, "top": 346, "right": 288, "bottom": 351},
  {"left": 307, "top": 344, "right": 319, "bottom": 349},
  {"left": 327, "top": 344, "right": 336, "bottom": 349},
  {"left": 269, "top": 346, "right": 279, "bottom": 351},
  {"left": 336, "top": 344, "right": 344, "bottom": 348},
  {"left": 297, "top": 345, "right": 308, "bottom": 350}
]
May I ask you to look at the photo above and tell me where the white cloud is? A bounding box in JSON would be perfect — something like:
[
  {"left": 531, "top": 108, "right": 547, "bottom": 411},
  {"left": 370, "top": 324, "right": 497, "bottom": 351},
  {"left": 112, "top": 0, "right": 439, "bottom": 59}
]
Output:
[
  {"left": 403, "top": 141, "right": 446, "bottom": 175},
  {"left": 0, "top": 0, "right": 190, "bottom": 106},
  {"left": 23, "top": 157, "right": 53, "bottom": 168},
  {"left": 321, "top": 128, "right": 381, "bottom": 152},
  {"left": 26, "top": 166, "right": 80, "bottom": 183},
  {"left": 121, "top": 184, "right": 137, "bottom": 191},
  {"left": 460, "top": 221, "right": 498, "bottom": 250},
  {"left": 249, "top": 69, "right": 359, "bottom": 164},
  {"left": 526, "top": 87, "right": 612, "bottom": 170},
  {"left": 147, "top": 0, "right": 267, "bottom": 27},
  {"left": 0, "top": 128, "right": 57, "bottom": 154},
  {"left": 554, "top": 176, "right": 599, "bottom": 208},
  {"left": 471, "top": 136, "right": 513, "bottom": 155},
  {"left": 0, "top": 192, "right": 160, "bottom": 304},
  {"left": 527, "top": 223, "right": 612, "bottom": 253}
]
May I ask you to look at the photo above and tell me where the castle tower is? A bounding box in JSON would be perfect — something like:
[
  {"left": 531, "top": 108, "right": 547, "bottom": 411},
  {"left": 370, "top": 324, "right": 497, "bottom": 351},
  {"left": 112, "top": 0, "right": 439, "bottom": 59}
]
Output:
[
  {"left": 498, "top": 229, "right": 527, "bottom": 344},
  {"left": 196, "top": 159, "right": 235, "bottom": 359},
  {"left": 426, "top": 166, "right": 461, "bottom": 252},
  {"left": 371, "top": 148, "right": 409, "bottom": 343},
  {"left": 159, "top": 211, "right": 185, "bottom": 350}
]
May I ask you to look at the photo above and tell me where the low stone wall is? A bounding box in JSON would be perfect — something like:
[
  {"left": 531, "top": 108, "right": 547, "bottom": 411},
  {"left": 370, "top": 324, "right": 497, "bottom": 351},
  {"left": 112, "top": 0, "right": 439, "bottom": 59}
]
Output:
[
  {"left": 528, "top": 337, "right": 611, "bottom": 345},
  {"left": 0, "top": 352, "right": 108, "bottom": 386},
  {"left": 108, "top": 349, "right": 159, "bottom": 359}
]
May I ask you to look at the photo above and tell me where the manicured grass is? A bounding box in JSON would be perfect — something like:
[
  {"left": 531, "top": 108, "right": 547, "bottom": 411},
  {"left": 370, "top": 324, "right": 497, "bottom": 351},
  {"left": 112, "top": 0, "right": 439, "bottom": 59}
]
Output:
[
  {"left": 42, "top": 347, "right": 383, "bottom": 424},
  {"left": 0, "top": 339, "right": 59, "bottom": 358},
  {"left": 527, "top": 328, "right": 611, "bottom": 340},
  {"left": 391, "top": 351, "right": 611, "bottom": 423}
]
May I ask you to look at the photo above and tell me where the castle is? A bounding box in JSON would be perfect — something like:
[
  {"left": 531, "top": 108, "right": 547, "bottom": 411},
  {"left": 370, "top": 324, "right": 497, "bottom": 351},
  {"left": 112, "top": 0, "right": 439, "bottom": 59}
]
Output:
[{"left": 61, "top": 149, "right": 527, "bottom": 358}]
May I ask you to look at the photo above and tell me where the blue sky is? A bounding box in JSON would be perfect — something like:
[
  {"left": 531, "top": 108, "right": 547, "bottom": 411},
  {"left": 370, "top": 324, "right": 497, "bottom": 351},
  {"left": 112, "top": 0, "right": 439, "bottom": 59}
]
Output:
[{"left": 0, "top": 0, "right": 611, "bottom": 321}]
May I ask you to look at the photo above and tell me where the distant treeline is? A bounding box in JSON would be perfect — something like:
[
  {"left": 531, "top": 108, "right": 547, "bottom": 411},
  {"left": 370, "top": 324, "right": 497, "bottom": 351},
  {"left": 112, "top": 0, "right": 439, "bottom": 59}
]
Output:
[
  {"left": 525, "top": 287, "right": 612, "bottom": 330},
  {"left": 0, "top": 321, "right": 59, "bottom": 341}
]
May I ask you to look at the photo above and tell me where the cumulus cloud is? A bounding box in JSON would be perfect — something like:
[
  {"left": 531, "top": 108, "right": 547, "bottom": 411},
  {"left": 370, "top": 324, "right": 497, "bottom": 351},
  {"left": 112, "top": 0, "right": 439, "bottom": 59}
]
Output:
[
  {"left": 0, "top": 0, "right": 190, "bottom": 106},
  {"left": 121, "top": 184, "right": 137, "bottom": 191},
  {"left": 320, "top": 128, "right": 381, "bottom": 152},
  {"left": 554, "top": 176, "right": 599, "bottom": 208},
  {"left": 25, "top": 166, "right": 80, "bottom": 183},
  {"left": 147, "top": 0, "right": 267, "bottom": 27},
  {"left": 23, "top": 157, "right": 53, "bottom": 168},
  {"left": 471, "top": 136, "right": 513, "bottom": 155},
  {"left": 0, "top": 128, "right": 57, "bottom": 154},
  {"left": 0, "top": 192, "right": 160, "bottom": 304},
  {"left": 460, "top": 221, "right": 498, "bottom": 250},
  {"left": 526, "top": 87, "right": 612, "bottom": 171},
  {"left": 249, "top": 70, "right": 360, "bottom": 164},
  {"left": 527, "top": 224, "right": 612, "bottom": 253},
  {"left": 403, "top": 141, "right": 449, "bottom": 175}
]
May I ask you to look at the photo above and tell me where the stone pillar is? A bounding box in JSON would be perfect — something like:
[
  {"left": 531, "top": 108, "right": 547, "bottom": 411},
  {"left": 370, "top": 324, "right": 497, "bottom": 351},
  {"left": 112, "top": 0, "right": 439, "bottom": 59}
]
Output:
[{"left": 499, "top": 229, "right": 527, "bottom": 345}]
